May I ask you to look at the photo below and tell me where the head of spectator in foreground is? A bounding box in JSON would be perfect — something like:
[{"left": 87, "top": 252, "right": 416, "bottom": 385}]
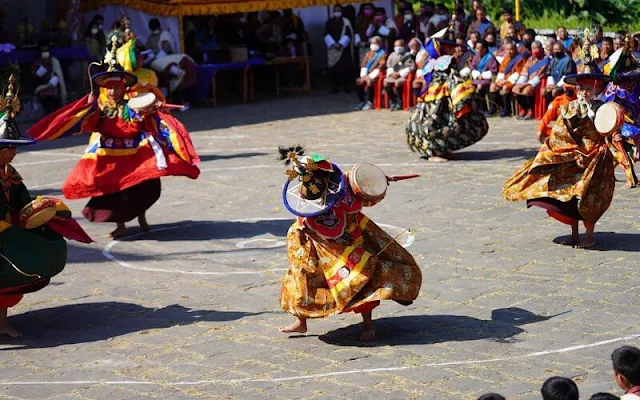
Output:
[
  {"left": 601, "top": 37, "right": 614, "bottom": 60},
  {"left": 484, "top": 32, "right": 496, "bottom": 49},
  {"left": 475, "top": 40, "right": 488, "bottom": 57},
  {"left": 552, "top": 41, "right": 566, "bottom": 59},
  {"left": 531, "top": 40, "right": 543, "bottom": 59},
  {"left": 455, "top": 33, "right": 466, "bottom": 47},
  {"left": 408, "top": 37, "right": 423, "bottom": 55},
  {"left": 469, "top": 31, "right": 481, "bottom": 48},
  {"left": 332, "top": 5, "right": 343, "bottom": 19},
  {"left": 541, "top": 376, "right": 579, "bottom": 400},
  {"left": 393, "top": 39, "right": 406, "bottom": 54},
  {"left": 501, "top": 8, "right": 513, "bottom": 24},
  {"left": 374, "top": 7, "right": 387, "bottom": 24},
  {"left": 589, "top": 393, "right": 620, "bottom": 400},
  {"left": 503, "top": 40, "right": 516, "bottom": 59},
  {"left": 370, "top": 36, "right": 382, "bottom": 52},
  {"left": 475, "top": 6, "right": 488, "bottom": 23},
  {"left": 556, "top": 26, "right": 568, "bottom": 41},
  {"left": 477, "top": 393, "right": 506, "bottom": 400},
  {"left": 612, "top": 346, "right": 640, "bottom": 392}
]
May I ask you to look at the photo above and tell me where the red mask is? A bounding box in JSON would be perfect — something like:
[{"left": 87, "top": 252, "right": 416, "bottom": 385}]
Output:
[{"left": 532, "top": 49, "right": 543, "bottom": 58}]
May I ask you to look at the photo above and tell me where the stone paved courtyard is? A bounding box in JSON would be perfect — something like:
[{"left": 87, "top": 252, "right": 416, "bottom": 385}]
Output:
[{"left": 2, "top": 93, "right": 640, "bottom": 399}]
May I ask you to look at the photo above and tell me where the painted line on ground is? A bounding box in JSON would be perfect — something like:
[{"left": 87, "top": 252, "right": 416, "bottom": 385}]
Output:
[
  {"left": 1, "top": 333, "right": 638, "bottom": 386},
  {"left": 102, "top": 218, "right": 414, "bottom": 276}
]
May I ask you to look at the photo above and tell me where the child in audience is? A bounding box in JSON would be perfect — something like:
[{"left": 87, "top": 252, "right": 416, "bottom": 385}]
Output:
[
  {"left": 612, "top": 346, "right": 640, "bottom": 399},
  {"left": 541, "top": 376, "right": 579, "bottom": 400}
]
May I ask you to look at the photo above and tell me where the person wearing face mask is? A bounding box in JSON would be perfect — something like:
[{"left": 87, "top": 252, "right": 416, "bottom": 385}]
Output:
[
  {"left": 486, "top": 40, "right": 526, "bottom": 117},
  {"left": 31, "top": 41, "right": 67, "bottom": 114},
  {"left": 85, "top": 21, "right": 105, "bottom": 62},
  {"left": 383, "top": 39, "right": 415, "bottom": 110},
  {"left": 91, "top": 15, "right": 107, "bottom": 50},
  {"left": 355, "top": 36, "right": 387, "bottom": 110},
  {"left": 399, "top": 7, "right": 419, "bottom": 43},
  {"left": 355, "top": 3, "right": 375, "bottom": 66},
  {"left": 544, "top": 42, "right": 577, "bottom": 104},
  {"left": 512, "top": 40, "right": 550, "bottom": 120},
  {"left": 484, "top": 32, "right": 498, "bottom": 55},
  {"left": 325, "top": 5, "right": 355, "bottom": 93},
  {"left": 372, "top": 8, "right": 398, "bottom": 53},
  {"left": 425, "top": 3, "right": 449, "bottom": 38},
  {"left": 505, "top": 65, "right": 620, "bottom": 249},
  {"left": 29, "top": 41, "right": 200, "bottom": 240}
]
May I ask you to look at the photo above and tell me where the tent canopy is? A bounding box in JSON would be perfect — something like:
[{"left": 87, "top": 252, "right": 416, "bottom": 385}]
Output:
[{"left": 83, "top": 0, "right": 367, "bottom": 16}]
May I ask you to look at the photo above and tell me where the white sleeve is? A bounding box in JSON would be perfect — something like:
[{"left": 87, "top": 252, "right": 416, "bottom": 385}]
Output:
[
  {"left": 516, "top": 74, "right": 528, "bottom": 84},
  {"left": 471, "top": 70, "right": 481, "bottom": 79},
  {"left": 460, "top": 67, "right": 471, "bottom": 78},
  {"left": 324, "top": 34, "right": 336, "bottom": 47},
  {"left": 378, "top": 25, "right": 390, "bottom": 36},
  {"left": 354, "top": 33, "right": 361, "bottom": 46},
  {"left": 557, "top": 77, "right": 565, "bottom": 87},
  {"left": 360, "top": 67, "right": 368, "bottom": 78},
  {"left": 48, "top": 74, "right": 60, "bottom": 86},
  {"left": 35, "top": 65, "right": 47, "bottom": 78},
  {"left": 507, "top": 73, "right": 520, "bottom": 84},
  {"left": 528, "top": 76, "right": 541, "bottom": 87},
  {"left": 338, "top": 35, "right": 351, "bottom": 47},
  {"left": 546, "top": 75, "right": 555, "bottom": 86},
  {"left": 386, "top": 67, "right": 394, "bottom": 75},
  {"left": 366, "top": 24, "right": 374, "bottom": 37},
  {"left": 496, "top": 72, "right": 505, "bottom": 81},
  {"left": 399, "top": 67, "right": 410, "bottom": 78},
  {"left": 481, "top": 70, "right": 493, "bottom": 80},
  {"left": 416, "top": 69, "right": 424, "bottom": 78},
  {"left": 368, "top": 68, "right": 380, "bottom": 79}
]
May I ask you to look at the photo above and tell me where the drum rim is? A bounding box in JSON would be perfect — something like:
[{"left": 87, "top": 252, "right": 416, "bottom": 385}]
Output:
[
  {"left": 595, "top": 103, "right": 623, "bottom": 133},
  {"left": 350, "top": 162, "right": 388, "bottom": 197},
  {"left": 282, "top": 164, "right": 345, "bottom": 217},
  {"left": 128, "top": 92, "right": 157, "bottom": 109}
]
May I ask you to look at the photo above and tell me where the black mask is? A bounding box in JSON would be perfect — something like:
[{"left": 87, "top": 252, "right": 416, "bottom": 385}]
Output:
[{"left": 554, "top": 51, "right": 564, "bottom": 58}]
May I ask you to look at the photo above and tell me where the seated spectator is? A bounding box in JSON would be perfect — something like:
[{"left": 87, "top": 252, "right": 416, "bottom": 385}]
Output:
[
  {"left": 590, "top": 394, "right": 620, "bottom": 400},
  {"left": 463, "top": 40, "right": 498, "bottom": 111},
  {"left": 477, "top": 394, "right": 506, "bottom": 400},
  {"left": 355, "top": 3, "right": 375, "bottom": 65},
  {"left": 484, "top": 32, "right": 498, "bottom": 54},
  {"left": 544, "top": 37, "right": 557, "bottom": 58},
  {"left": 541, "top": 376, "right": 579, "bottom": 400},
  {"left": 31, "top": 41, "right": 66, "bottom": 114},
  {"left": 196, "top": 17, "right": 217, "bottom": 62},
  {"left": 506, "top": 25, "right": 520, "bottom": 41},
  {"left": 517, "top": 40, "right": 531, "bottom": 57},
  {"left": 145, "top": 18, "right": 197, "bottom": 107},
  {"left": 544, "top": 41, "right": 576, "bottom": 103},
  {"left": 467, "top": 6, "right": 495, "bottom": 39},
  {"left": 282, "top": 9, "right": 307, "bottom": 57},
  {"left": 355, "top": 36, "right": 387, "bottom": 110},
  {"left": 500, "top": 8, "right": 523, "bottom": 41},
  {"left": 468, "top": 31, "right": 481, "bottom": 52},
  {"left": 513, "top": 40, "right": 547, "bottom": 119},
  {"left": 522, "top": 29, "right": 535, "bottom": 47},
  {"left": 372, "top": 7, "right": 398, "bottom": 52},
  {"left": 599, "top": 37, "right": 614, "bottom": 68},
  {"left": 612, "top": 346, "right": 640, "bottom": 399},
  {"left": 536, "top": 84, "right": 576, "bottom": 142},
  {"left": 384, "top": 39, "right": 415, "bottom": 110},
  {"left": 411, "top": 38, "right": 429, "bottom": 100},
  {"left": 486, "top": 40, "right": 525, "bottom": 117}
]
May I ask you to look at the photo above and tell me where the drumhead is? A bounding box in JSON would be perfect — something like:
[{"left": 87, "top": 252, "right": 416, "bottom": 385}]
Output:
[
  {"left": 352, "top": 163, "right": 387, "bottom": 197},
  {"left": 594, "top": 103, "right": 619, "bottom": 134},
  {"left": 128, "top": 92, "right": 157, "bottom": 110}
]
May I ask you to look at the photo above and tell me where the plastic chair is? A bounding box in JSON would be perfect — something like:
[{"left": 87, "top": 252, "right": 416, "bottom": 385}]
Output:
[
  {"left": 534, "top": 77, "right": 547, "bottom": 120},
  {"left": 403, "top": 72, "right": 416, "bottom": 110},
  {"left": 373, "top": 70, "right": 387, "bottom": 110}
]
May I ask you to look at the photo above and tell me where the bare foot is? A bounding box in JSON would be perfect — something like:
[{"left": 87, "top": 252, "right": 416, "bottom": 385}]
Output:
[
  {"left": 575, "top": 239, "right": 595, "bottom": 249},
  {"left": 0, "top": 325, "right": 22, "bottom": 337},
  {"left": 624, "top": 181, "right": 637, "bottom": 189},
  {"left": 138, "top": 214, "right": 151, "bottom": 232},
  {"left": 107, "top": 225, "right": 127, "bottom": 239},
  {"left": 360, "top": 328, "right": 376, "bottom": 341},
  {"left": 279, "top": 319, "right": 307, "bottom": 334},
  {"left": 427, "top": 156, "right": 448, "bottom": 163}
]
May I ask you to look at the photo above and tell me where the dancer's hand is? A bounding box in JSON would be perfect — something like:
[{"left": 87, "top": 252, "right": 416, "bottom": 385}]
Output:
[{"left": 87, "top": 94, "right": 95, "bottom": 104}]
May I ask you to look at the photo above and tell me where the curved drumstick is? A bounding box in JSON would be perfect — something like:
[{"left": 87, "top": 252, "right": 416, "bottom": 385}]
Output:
[
  {"left": 386, "top": 174, "right": 421, "bottom": 182},
  {"left": 159, "top": 103, "right": 185, "bottom": 110}
]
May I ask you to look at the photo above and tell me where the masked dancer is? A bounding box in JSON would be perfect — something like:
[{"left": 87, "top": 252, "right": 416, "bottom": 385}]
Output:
[
  {"left": 277, "top": 146, "right": 422, "bottom": 341},
  {"left": 0, "top": 74, "right": 92, "bottom": 337},
  {"left": 27, "top": 38, "right": 200, "bottom": 238},
  {"left": 503, "top": 52, "right": 616, "bottom": 249}
]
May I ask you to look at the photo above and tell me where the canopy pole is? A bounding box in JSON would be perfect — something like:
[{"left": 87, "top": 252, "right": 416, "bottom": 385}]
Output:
[
  {"left": 179, "top": 1, "right": 185, "bottom": 53},
  {"left": 515, "top": 0, "right": 521, "bottom": 21}
]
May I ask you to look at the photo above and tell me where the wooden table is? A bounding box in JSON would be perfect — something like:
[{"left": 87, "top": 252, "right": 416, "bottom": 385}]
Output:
[
  {"left": 264, "top": 57, "right": 311, "bottom": 96},
  {"left": 196, "top": 59, "right": 265, "bottom": 106}
]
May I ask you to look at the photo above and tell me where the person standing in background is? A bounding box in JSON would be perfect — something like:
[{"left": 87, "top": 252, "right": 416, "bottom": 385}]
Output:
[{"left": 325, "top": 5, "right": 354, "bottom": 93}]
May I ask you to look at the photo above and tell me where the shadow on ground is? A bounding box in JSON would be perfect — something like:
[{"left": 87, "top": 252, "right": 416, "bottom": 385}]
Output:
[
  {"left": 318, "top": 307, "right": 567, "bottom": 347},
  {"left": 553, "top": 232, "right": 640, "bottom": 252},
  {"left": 452, "top": 148, "right": 538, "bottom": 161},
  {"left": 1, "top": 302, "right": 267, "bottom": 349},
  {"left": 198, "top": 152, "right": 269, "bottom": 162}
]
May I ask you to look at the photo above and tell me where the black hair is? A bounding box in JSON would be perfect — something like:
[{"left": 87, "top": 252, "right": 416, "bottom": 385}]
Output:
[
  {"left": 375, "top": 7, "right": 386, "bottom": 15},
  {"left": 422, "top": 1, "right": 435, "bottom": 8},
  {"left": 589, "top": 393, "right": 620, "bottom": 400},
  {"left": 456, "top": 32, "right": 466, "bottom": 41},
  {"left": 541, "top": 376, "right": 579, "bottom": 400},
  {"left": 477, "top": 393, "right": 506, "bottom": 400},
  {"left": 148, "top": 18, "right": 161, "bottom": 31},
  {"left": 92, "top": 14, "right": 104, "bottom": 23},
  {"left": 612, "top": 346, "right": 640, "bottom": 386},
  {"left": 525, "top": 28, "right": 537, "bottom": 37},
  {"left": 477, "top": 40, "right": 488, "bottom": 50},
  {"left": 602, "top": 37, "right": 613, "bottom": 45}
]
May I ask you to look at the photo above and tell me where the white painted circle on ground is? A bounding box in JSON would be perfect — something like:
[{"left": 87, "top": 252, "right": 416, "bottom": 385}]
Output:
[{"left": 103, "top": 218, "right": 414, "bottom": 275}]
